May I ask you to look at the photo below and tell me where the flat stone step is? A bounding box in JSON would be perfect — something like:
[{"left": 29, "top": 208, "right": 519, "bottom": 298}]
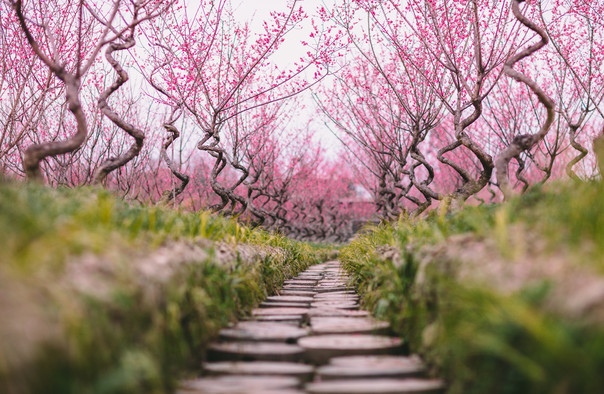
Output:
[
  {"left": 179, "top": 391, "right": 305, "bottom": 394},
  {"left": 282, "top": 286, "right": 317, "bottom": 292},
  {"left": 313, "top": 300, "right": 360, "bottom": 306},
  {"left": 266, "top": 295, "right": 315, "bottom": 303},
  {"left": 312, "top": 299, "right": 360, "bottom": 305},
  {"left": 278, "top": 290, "right": 317, "bottom": 297},
  {"left": 314, "top": 291, "right": 357, "bottom": 297},
  {"left": 311, "top": 301, "right": 359, "bottom": 310},
  {"left": 218, "top": 322, "right": 308, "bottom": 342},
  {"left": 305, "top": 378, "right": 445, "bottom": 394},
  {"left": 261, "top": 302, "right": 311, "bottom": 308},
  {"left": 310, "top": 317, "right": 390, "bottom": 335},
  {"left": 284, "top": 280, "right": 318, "bottom": 286},
  {"left": 315, "top": 287, "right": 351, "bottom": 293},
  {"left": 252, "top": 307, "right": 309, "bottom": 317},
  {"left": 298, "top": 335, "right": 403, "bottom": 364},
  {"left": 308, "top": 309, "right": 370, "bottom": 318},
  {"left": 317, "top": 356, "right": 425, "bottom": 380},
  {"left": 314, "top": 293, "right": 359, "bottom": 298},
  {"left": 245, "top": 315, "right": 304, "bottom": 325},
  {"left": 330, "top": 355, "right": 422, "bottom": 366},
  {"left": 203, "top": 361, "right": 314, "bottom": 381},
  {"left": 208, "top": 342, "right": 305, "bottom": 362},
  {"left": 179, "top": 375, "right": 300, "bottom": 393}
]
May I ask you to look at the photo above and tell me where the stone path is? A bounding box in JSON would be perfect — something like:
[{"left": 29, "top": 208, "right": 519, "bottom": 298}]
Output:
[{"left": 178, "top": 261, "right": 445, "bottom": 394}]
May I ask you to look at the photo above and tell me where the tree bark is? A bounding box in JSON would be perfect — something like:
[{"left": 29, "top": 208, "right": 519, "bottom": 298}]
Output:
[
  {"left": 13, "top": 1, "right": 88, "bottom": 181},
  {"left": 566, "top": 124, "right": 589, "bottom": 181},
  {"left": 93, "top": 35, "right": 145, "bottom": 184},
  {"left": 496, "top": 0, "right": 555, "bottom": 199},
  {"left": 159, "top": 121, "right": 190, "bottom": 204}
]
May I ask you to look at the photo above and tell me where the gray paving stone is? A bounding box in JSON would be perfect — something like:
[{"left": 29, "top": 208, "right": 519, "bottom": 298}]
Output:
[
  {"left": 310, "top": 317, "right": 390, "bottom": 335},
  {"left": 261, "top": 302, "right": 311, "bottom": 308},
  {"left": 317, "top": 355, "right": 425, "bottom": 380},
  {"left": 266, "top": 295, "right": 315, "bottom": 303},
  {"left": 219, "top": 322, "right": 308, "bottom": 342},
  {"left": 179, "top": 375, "right": 300, "bottom": 393},
  {"left": 305, "top": 378, "right": 445, "bottom": 394},
  {"left": 203, "top": 361, "right": 314, "bottom": 381},
  {"left": 298, "top": 335, "right": 403, "bottom": 364},
  {"left": 208, "top": 342, "right": 305, "bottom": 362}
]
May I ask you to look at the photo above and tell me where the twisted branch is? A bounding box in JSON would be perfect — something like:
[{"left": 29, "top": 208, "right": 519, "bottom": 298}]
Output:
[
  {"left": 566, "top": 123, "right": 589, "bottom": 181},
  {"left": 93, "top": 34, "right": 145, "bottom": 184},
  {"left": 159, "top": 108, "right": 190, "bottom": 204},
  {"left": 495, "top": 0, "right": 555, "bottom": 199}
]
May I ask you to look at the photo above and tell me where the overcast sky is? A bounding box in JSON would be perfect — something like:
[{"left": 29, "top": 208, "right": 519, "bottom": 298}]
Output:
[{"left": 231, "top": 0, "right": 343, "bottom": 156}]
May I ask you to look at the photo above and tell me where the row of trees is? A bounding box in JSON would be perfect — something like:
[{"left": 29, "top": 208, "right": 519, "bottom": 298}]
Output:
[
  {"left": 1, "top": 0, "right": 603, "bottom": 239},
  {"left": 321, "top": 0, "right": 604, "bottom": 217},
  {"left": 0, "top": 0, "right": 369, "bottom": 241}
]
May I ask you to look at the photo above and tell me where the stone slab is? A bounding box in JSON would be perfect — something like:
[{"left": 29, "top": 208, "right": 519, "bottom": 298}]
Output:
[
  {"left": 305, "top": 378, "right": 445, "bottom": 394},
  {"left": 298, "top": 335, "right": 403, "bottom": 364},
  {"left": 208, "top": 342, "right": 305, "bottom": 362},
  {"left": 252, "top": 307, "right": 309, "bottom": 317},
  {"left": 308, "top": 309, "right": 370, "bottom": 318},
  {"left": 245, "top": 315, "right": 303, "bottom": 325},
  {"left": 310, "top": 317, "right": 390, "bottom": 335},
  {"left": 203, "top": 361, "right": 314, "bottom": 381},
  {"left": 278, "top": 291, "right": 317, "bottom": 297},
  {"left": 311, "top": 301, "right": 359, "bottom": 310},
  {"left": 266, "top": 295, "right": 315, "bottom": 303},
  {"left": 180, "top": 375, "right": 300, "bottom": 393},
  {"left": 219, "top": 322, "right": 308, "bottom": 342},
  {"left": 261, "top": 302, "right": 311, "bottom": 308},
  {"left": 317, "top": 355, "right": 425, "bottom": 380}
]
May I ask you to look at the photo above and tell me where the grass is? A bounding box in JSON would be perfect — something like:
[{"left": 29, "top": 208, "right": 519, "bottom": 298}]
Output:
[
  {"left": 0, "top": 183, "right": 247, "bottom": 272},
  {"left": 0, "top": 180, "right": 322, "bottom": 394},
  {"left": 341, "top": 180, "right": 604, "bottom": 394}
]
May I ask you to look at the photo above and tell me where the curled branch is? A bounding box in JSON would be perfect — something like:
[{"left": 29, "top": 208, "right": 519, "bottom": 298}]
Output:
[
  {"left": 566, "top": 124, "right": 589, "bottom": 181},
  {"left": 93, "top": 34, "right": 145, "bottom": 184},
  {"left": 495, "top": 0, "right": 556, "bottom": 199},
  {"left": 159, "top": 108, "right": 190, "bottom": 204}
]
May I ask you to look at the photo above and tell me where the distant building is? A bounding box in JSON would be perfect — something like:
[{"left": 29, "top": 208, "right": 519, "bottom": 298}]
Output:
[{"left": 339, "top": 183, "right": 377, "bottom": 237}]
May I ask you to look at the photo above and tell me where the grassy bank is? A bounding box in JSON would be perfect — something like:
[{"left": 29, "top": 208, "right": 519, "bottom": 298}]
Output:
[
  {"left": 341, "top": 181, "right": 604, "bottom": 394},
  {"left": 0, "top": 182, "right": 322, "bottom": 394}
]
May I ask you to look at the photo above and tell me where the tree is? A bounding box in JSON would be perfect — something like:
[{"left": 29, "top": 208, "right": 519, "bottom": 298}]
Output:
[
  {"left": 8, "top": 0, "right": 166, "bottom": 181},
  {"left": 318, "top": 57, "right": 439, "bottom": 218},
  {"left": 326, "top": 0, "right": 522, "bottom": 209},
  {"left": 495, "top": 0, "right": 556, "bottom": 199},
  {"left": 145, "top": 0, "right": 331, "bottom": 215},
  {"left": 539, "top": 0, "right": 604, "bottom": 180}
]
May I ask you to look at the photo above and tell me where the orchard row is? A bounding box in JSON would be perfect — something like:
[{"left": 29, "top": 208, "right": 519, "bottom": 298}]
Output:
[{"left": 1, "top": 0, "right": 602, "bottom": 240}]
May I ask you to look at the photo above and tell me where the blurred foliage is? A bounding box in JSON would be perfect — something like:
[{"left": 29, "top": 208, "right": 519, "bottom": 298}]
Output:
[
  {"left": 0, "top": 180, "right": 322, "bottom": 393},
  {"left": 341, "top": 181, "right": 604, "bottom": 394},
  {"left": 0, "top": 182, "right": 250, "bottom": 273}
]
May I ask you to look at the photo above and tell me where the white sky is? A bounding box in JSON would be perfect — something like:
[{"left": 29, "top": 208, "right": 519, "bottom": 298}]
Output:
[{"left": 230, "top": 0, "right": 343, "bottom": 157}]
